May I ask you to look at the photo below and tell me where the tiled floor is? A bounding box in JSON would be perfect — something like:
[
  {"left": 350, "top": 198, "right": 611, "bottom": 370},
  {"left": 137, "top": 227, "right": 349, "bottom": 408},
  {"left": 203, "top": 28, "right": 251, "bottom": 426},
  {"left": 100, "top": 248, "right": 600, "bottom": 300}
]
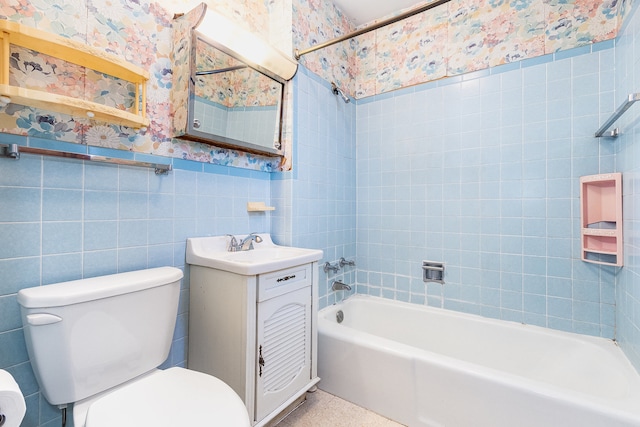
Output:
[{"left": 275, "top": 389, "right": 405, "bottom": 427}]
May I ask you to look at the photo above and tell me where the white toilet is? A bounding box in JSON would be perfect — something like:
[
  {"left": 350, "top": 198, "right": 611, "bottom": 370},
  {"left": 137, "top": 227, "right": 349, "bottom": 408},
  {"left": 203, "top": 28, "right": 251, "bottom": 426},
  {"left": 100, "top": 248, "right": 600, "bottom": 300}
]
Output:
[{"left": 17, "top": 267, "right": 251, "bottom": 427}]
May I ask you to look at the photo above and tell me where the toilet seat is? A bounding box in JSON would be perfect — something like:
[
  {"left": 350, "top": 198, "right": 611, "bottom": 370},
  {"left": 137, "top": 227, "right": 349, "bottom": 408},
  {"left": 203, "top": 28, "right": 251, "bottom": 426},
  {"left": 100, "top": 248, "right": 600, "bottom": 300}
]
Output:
[{"left": 83, "top": 367, "right": 251, "bottom": 427}]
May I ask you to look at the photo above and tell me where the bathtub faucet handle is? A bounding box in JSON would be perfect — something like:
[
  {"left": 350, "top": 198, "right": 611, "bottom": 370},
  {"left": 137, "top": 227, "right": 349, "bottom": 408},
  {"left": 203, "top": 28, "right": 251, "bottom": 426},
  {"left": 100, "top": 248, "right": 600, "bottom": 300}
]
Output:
[
  {"left": 323, "top": 261, "right": 340, "bottom": 273},
  {"left": 339, "top": 257, "right": 355, "bottom": 267}
]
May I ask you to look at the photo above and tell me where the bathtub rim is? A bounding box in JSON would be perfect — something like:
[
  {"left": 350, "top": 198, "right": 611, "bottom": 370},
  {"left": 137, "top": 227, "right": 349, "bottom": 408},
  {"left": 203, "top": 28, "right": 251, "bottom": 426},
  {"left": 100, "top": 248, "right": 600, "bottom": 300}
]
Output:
[
  {"left": 318, "top": 294, "right": 640, "bottom": 423},
  {"left": 320, "top": 294, "right": 622, "bottom": 350}
]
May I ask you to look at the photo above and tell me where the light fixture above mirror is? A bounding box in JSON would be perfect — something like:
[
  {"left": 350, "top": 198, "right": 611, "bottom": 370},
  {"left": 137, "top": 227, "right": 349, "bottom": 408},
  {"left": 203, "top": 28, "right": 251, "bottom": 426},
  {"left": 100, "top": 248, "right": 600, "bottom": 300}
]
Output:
[{"left": 195, "top": 7, "right": 297, "bottom": 83}]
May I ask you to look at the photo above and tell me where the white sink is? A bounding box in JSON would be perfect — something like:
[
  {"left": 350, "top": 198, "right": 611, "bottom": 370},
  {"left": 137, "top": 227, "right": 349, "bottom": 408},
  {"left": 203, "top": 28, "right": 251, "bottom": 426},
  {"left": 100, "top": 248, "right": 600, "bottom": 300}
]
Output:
[{"left": 186, "top": 234, "right": 323, "bottom": 275}]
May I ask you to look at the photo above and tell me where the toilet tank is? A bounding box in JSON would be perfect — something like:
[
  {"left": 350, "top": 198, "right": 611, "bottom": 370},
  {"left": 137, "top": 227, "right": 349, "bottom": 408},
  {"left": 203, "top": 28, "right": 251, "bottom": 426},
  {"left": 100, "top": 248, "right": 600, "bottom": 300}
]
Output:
[{"left": 17, "top": 267, "right": 183, "bottom": 406}]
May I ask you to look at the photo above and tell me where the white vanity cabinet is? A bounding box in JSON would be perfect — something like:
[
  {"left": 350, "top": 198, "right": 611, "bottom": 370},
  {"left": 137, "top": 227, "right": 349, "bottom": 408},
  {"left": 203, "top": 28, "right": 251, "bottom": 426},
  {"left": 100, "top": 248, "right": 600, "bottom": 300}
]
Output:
[{"left": 188, "top": 261, "right": 320, "bottom": 426}]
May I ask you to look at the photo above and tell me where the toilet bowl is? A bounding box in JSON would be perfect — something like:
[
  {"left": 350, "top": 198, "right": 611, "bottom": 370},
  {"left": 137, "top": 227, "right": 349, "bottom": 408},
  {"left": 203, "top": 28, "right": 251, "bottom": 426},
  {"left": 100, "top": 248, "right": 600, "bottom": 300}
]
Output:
[
  {"left": 17, "top": 267, "right": 250, "bottom": 427},
  {"left": 79, "top": 368, "right": 249, "bottom": 427}
]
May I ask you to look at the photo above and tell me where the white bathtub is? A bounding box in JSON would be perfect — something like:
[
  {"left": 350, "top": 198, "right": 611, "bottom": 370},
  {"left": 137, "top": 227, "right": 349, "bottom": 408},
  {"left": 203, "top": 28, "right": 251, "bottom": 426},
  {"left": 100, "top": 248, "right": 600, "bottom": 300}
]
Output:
[{"left": 318, "top": 295, "right": 640, "bottom": 427}]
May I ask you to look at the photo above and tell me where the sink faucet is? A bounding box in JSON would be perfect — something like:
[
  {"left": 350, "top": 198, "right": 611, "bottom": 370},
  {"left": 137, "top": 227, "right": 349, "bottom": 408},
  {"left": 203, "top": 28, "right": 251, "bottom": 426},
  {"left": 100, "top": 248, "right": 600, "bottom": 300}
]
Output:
[
  {"left": 239, "top": 233, "right": 263, "bottom": 251},
  {"left": 227, "top": 233, "right": 263, "bottom": 252}
]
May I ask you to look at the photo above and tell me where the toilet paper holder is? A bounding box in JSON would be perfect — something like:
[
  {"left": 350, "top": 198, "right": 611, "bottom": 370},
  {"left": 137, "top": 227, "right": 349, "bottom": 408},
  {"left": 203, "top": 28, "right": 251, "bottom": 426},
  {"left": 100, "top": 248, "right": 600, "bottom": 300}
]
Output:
[{"left": 0, "top": 369, "right": 26, "bottom": 427}]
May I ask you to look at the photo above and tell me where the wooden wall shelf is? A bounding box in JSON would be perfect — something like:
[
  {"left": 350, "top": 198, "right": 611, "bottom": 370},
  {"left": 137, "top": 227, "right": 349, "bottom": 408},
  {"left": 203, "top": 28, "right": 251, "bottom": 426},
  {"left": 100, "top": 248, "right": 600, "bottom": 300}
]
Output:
[
  {"left": 580, "top": 173, "right": 623, "bottom": 267},
  {"left": 0, "top": 20, "right": 149, "bottom": 128}
]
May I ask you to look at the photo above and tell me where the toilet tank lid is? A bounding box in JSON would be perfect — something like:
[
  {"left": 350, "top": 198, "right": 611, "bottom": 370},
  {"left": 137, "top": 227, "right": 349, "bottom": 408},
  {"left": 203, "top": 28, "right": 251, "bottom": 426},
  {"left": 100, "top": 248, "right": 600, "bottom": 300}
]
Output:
[{"left": 17, "top": 267, "right": 183, "bottom": 309}]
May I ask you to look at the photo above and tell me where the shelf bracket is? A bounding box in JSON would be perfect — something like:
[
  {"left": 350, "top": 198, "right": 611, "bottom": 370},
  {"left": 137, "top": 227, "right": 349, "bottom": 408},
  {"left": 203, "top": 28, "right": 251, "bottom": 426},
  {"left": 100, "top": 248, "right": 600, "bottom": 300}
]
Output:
[{"left": 595, "top": 93, "right": 640, "bottom": 138}]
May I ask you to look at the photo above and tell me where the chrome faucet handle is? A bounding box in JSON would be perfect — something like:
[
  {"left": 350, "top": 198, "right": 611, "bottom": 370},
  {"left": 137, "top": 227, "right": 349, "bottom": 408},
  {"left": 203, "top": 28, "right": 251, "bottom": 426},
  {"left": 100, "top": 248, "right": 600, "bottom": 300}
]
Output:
[
  {"left": 323, "top": 261, "right": 340, "bottom": 273},
  {"left": 226, "top": 234, "right": 239, "bottom": 252},
  {"left": 339, "top": 257, "right": 355, "bottom": 267}
]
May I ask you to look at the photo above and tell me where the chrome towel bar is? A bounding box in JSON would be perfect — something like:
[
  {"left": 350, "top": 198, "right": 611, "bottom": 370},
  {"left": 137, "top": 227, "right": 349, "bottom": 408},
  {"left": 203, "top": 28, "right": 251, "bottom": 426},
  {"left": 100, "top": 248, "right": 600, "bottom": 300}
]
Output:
[
  {"left": 595, "top": 92, "right": 640, "bottom": 138},
  {"left": 1, "top": 143, "right": 172, "bottom": 175}
]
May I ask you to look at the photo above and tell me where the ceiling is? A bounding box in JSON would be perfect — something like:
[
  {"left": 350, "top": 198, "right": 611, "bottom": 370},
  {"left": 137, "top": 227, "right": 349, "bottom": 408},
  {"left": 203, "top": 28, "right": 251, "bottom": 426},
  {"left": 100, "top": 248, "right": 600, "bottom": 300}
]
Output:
[{"left": 331, "top": 0, "right": 424, "bottom": 26}]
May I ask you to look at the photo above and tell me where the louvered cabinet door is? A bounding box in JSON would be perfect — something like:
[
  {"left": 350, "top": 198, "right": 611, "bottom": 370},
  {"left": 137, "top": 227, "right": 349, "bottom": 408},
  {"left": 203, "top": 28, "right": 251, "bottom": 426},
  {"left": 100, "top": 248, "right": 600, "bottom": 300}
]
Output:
[{"left": 255, "top": 285, "right": 312, "bottom": 422}]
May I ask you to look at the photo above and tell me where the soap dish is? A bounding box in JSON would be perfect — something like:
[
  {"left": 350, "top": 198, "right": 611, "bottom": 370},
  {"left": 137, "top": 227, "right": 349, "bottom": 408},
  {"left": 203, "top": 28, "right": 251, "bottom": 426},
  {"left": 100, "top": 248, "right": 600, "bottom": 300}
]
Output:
[{"left": 247, "top": 202, "right": 275, "bottom": 212}]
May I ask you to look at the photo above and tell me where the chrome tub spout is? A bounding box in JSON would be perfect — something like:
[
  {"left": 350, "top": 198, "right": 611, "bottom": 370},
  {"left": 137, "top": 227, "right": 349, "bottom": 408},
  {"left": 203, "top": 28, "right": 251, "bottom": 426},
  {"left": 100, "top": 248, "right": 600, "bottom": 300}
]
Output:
[{"left": 332, "top": 280, "right": 351, "bottom": 291}]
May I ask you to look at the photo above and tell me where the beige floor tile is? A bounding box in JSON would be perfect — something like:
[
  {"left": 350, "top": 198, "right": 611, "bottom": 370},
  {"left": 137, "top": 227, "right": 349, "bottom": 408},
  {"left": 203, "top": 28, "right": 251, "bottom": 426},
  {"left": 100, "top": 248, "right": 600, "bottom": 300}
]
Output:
[{"left": 275, "top": 389, "right": 405, "bottom": 427}]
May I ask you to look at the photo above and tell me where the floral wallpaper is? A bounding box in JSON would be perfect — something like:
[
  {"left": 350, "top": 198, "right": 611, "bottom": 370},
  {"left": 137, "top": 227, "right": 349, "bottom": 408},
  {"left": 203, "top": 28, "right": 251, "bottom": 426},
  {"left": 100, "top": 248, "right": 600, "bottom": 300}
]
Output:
[
  {"left": 0, "top": 0, "right": 627, "bottom": 171},
  {"left": 0, "top": 0, "right": 283, "bottom": 172},
  {"left": 292, "top": 0, "right": 623, "bottom": 99},
  {"left": 369, "top": 5, "right": 449, "bottom": 95},
  {"left": 292, "top": 0, "right": 357, "bottom": 99}
]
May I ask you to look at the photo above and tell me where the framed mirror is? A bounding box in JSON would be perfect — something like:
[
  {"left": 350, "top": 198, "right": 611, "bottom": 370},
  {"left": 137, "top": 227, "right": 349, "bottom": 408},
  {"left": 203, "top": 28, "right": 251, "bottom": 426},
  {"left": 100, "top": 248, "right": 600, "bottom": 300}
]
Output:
[
  {"left": 187, "top": 37, "right": 285, "bottom": 155},
  {"left": 171, "top": 4, "right": 297, "bottom": 157}
]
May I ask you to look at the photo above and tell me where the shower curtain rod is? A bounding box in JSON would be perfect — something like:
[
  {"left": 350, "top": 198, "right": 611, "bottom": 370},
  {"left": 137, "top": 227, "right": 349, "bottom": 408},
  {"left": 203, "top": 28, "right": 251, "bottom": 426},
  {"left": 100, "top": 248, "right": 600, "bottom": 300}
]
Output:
[{"left": 294, "top": 0, "right": 452, "bottom": 60}]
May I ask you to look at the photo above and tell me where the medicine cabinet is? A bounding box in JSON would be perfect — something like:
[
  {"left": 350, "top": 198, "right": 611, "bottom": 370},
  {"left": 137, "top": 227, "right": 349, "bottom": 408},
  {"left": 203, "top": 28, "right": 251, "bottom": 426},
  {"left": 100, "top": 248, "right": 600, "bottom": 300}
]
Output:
[{"left": 171, "top": 3, "right": 297, "bottom": 157}]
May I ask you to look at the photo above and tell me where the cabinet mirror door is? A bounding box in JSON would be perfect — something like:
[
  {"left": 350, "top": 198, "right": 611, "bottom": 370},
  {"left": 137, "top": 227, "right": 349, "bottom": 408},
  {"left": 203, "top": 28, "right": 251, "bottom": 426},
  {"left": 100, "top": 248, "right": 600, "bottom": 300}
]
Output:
[{"left": 187, "top": 37, "right": 285, "bottom": 155}]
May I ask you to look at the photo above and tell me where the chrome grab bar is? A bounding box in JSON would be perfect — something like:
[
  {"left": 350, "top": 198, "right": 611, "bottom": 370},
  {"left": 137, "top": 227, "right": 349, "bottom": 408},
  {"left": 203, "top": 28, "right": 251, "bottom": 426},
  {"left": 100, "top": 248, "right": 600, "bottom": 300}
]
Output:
[{"left": 595, "top": 93, "right": 640, "bottom": 138}]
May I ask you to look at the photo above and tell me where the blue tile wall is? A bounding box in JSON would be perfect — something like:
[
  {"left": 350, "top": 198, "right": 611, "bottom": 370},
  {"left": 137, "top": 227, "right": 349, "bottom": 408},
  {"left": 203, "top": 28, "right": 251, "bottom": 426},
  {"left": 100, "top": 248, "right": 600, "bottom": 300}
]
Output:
[
  {"left": 2, "top": 17, "right": 640, "bottom": 427},
  {"left": 272, "top": 67, "right": 357, "bottom": 308},
  {"left": 0, "top": 137, "right": 271, "bottom": 426},
  {"left": 614, "top": 0, "right": 640, "bottom": 374},
  {"left": 355, "top": 43, "right": 617, "bottom": 338}
]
